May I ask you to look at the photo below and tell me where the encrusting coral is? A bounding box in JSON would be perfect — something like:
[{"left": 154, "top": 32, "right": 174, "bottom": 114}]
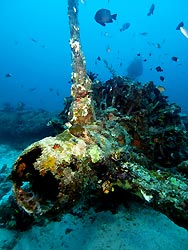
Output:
[
  {"left": 11, "top": 0, "right": 188, "bottom": 230},
  {"left": 67, "top": 0, "right": 95, "bottom": 125}
]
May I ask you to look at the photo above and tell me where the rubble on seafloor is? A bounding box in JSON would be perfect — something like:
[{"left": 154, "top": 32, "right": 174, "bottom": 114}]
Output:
[{"left": 5, "top": 75, "right": 188, "bottom": 231}]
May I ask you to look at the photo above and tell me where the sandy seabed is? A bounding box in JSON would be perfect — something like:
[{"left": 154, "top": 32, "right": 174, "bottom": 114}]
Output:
[{"left": 0, "top": 144, "right": 188, "bottom": 250}]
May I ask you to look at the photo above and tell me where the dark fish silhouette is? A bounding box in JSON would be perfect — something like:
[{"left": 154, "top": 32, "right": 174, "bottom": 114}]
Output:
[
  {"left": 147, "top": 4, "right": 155, "bottom": 16},
  {"left": 31, "top": 38, "right": 37, "bottom": 43},
  {"left": 160, "top": 76, "right": 165, "bottom": 82},
  {"left": 5, "top": 73, "right": 12, "bottom": 78},
  {"left": 171, "top": 56, "right": 178, "bottom": 62},
  {"left": 176, "top": 22, "right": 184, "bottom": 30},
  {"left": 94, "top": 9, "right": 117, "bottom": 26},
  {"left": 140, "top": 32, "right": 148, "bottom": 36},
  {"left": 156, "top": 66, "right": 163, "bottom": 72},
  {"left": 120, "top": 22, "right": 130, "bottom": 32}
]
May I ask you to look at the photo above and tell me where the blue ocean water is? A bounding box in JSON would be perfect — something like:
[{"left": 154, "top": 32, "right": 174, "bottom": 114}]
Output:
[
  {"left": 0, "top": 2, "right": 188, "bottom": 249},
  {"left": 0, "top": 0, "right": 188, "bottom": 112}
]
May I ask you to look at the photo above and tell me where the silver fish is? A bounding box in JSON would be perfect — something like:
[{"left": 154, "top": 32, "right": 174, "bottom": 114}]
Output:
[{"left": 176, "top": 22, "right": 188, "bottom": 38}]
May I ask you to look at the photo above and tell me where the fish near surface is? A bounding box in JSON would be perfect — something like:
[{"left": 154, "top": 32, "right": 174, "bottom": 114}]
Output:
[
  {"left": 94, "top": 9, "right": 117, "bottom": 26},
  {"left": 156, "top": 66, "right": 163, "bottom": 72},
  {"left": 120, "top": 22, "right": 130, "bottom": 32},
  {"left": 160, "top": 76, "right": 165, "bottom": 82},
  {"left": 5, "top": 73, "right": 12, "bottom": 78},
  {"left": 140, "top": 32, "right": 148, "bottom": 36},
  {"left": 176, "top": 21, "right": 184, "bottom": 30},
  {"left": 171, "top": 56, "right": 178, "bottom": 62},
  {"left": 147, "top": 4, "right": 155, "bottom": 16}
]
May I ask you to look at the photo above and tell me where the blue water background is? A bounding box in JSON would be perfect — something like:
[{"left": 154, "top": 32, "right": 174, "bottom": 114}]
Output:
[{"left": 0, "top": 0, "right": 188, "bottom": 112}]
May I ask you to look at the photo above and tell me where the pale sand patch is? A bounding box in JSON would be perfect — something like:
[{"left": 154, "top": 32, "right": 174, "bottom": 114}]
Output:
[{"left": 6, "top": 204, "right": 188, "bottom": 250}]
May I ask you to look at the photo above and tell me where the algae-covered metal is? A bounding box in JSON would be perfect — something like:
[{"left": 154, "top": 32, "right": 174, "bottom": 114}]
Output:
[
  {"left": 68, "top": 0, "right": 95, "bottom": 124},
  {"left": 11, "top": 78, "right": 188, "bottom": 228},
  {"left": 12, "top": 121, "right": 131, "bottom": 215}
]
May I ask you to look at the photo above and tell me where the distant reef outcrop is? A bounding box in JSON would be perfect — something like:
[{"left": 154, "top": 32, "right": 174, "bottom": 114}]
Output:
[{"left": 0, "top": 105, "right": 56, "bottom": 149}]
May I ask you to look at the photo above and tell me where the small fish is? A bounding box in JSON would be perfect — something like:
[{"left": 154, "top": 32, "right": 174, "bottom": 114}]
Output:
[
  {"left": 40, "top": 45, "right": 47, "bottom": 48},
  {"left": 155, "top": 43, "right": 161, "bottom": 48},
  {"left": 94, "top": 9, "right": 117, "bottom": 26},
  {"left": 28, "top": 88, "right": 36, "bottom": 92},
  {"left": 176, "top": 21, "right": 188, "bottom": 38},
  {"left": 143, "top": 59, "right": 147, "bottom": 62},
  {"left": 31, "top": 38, "right": 37, "bottom": 43},
  {"left": 156, "top": 66, "right": 163, "bottom": 72},
  {"left": 5, "top": 73, "right": 12, "bottom": 78},
  {"left": 140, "top": 32, "right": 148, "bottom": 36},
  {"left": 120, "top": 22, "right": 130, "bottom": 32},
  {"left": 147, "top": 4, "right": 155, "bottom": 16},
  {"left": 137, "top": 53, "right": 141, "bottom": 56},
  {"left": 176, "top": 21, "right": 184, "bottom": 30},
  {"left": 156, "top": 85, "right": 165, "bottom": 92},
  {"left": 151, "top": 42, "right": 161, "bottom": 48},
  {"left": 160, "top": 76, "right": 165, "bottom": 82},
  {"left": 97, "top": 56, "right": 101, "bottom": 61},
  {"left": 171, "top": 56, "right": 179, "bottom": 62}
]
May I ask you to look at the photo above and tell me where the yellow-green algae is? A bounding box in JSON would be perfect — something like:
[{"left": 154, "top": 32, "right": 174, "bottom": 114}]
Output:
[{"left": 88, "top": 145, "right": 103, "bottom": 163}]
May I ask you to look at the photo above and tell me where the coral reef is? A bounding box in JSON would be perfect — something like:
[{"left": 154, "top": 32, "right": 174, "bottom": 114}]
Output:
[
  {"left": 67, "top": 0, "right": 95, "bottom": 124},
  {"left": 53, "top": 77, "right": 188, "bottom": 169},
  {"left": 0, "top": 106, "right": 55, "bottom": 149},
  {"left": 11, "top": 76, "right": 188, "bottom": 230}
]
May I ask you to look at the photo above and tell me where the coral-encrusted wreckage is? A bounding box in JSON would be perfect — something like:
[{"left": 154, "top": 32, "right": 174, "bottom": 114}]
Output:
[{"left": 11, "top": 0, "right": 188, "bottom": 230}]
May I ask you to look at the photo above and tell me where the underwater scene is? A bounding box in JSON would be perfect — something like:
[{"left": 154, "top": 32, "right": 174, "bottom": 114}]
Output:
[{"left": 0, "top": 0, "right": 188, "bottom": 249}]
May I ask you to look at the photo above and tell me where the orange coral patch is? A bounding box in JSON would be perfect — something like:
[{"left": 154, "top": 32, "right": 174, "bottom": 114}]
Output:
[
  {"left": 17, "top": 162, "right": 26, "bottom": 178},
  {"left": 53, "top": 143, "right": 61, "bottom": 149},
  {"left": 132, "top": 139, "right": 142, "bottom": 149},
  {"left": 117, "top": 135, "right": 125, "bottom": 145}
]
